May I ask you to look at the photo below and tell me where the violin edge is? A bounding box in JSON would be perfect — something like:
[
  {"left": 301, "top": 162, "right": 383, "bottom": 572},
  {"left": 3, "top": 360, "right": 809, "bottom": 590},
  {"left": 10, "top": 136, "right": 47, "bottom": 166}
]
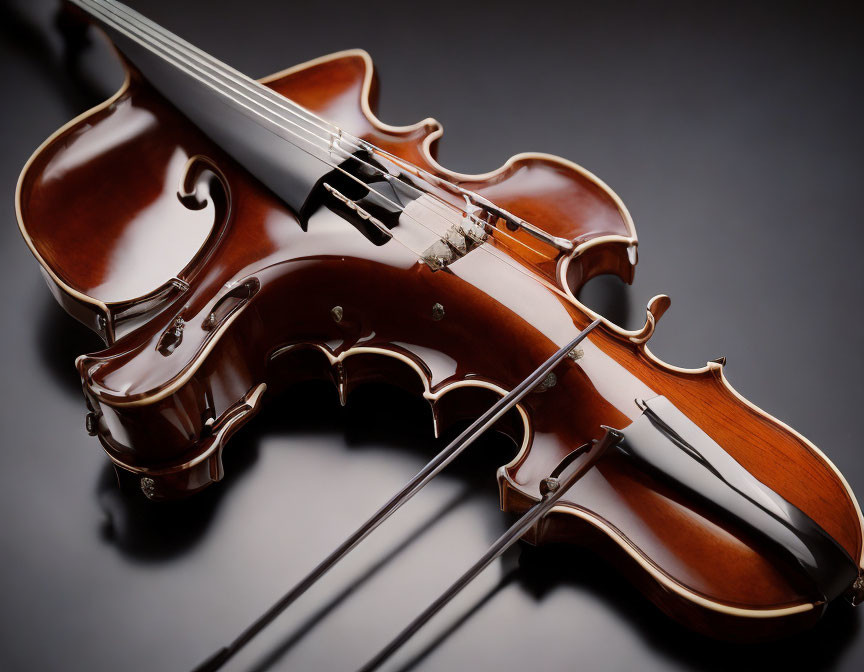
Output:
[{"left": 15, "top": 70, "right": 132, "bottom": 342}]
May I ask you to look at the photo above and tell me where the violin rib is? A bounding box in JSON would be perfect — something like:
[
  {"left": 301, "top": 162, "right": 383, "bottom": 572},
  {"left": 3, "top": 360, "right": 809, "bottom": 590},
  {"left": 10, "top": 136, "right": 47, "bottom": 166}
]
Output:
[{"left": 17, "top": 43, "right": 863, "bottom": 643}]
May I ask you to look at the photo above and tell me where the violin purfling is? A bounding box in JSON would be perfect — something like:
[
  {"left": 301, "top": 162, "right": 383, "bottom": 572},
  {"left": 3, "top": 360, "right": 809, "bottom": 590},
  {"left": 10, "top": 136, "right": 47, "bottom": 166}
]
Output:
[{"left": 16, "top": 0, "right": 864, "bottom": 649}]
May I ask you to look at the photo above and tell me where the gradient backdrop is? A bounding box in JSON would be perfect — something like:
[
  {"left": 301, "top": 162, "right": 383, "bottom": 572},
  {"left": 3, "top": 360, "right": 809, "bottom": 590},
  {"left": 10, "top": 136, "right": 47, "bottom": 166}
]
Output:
[{"left": 1, "top": 1, "right": 862, "bottom": 670}]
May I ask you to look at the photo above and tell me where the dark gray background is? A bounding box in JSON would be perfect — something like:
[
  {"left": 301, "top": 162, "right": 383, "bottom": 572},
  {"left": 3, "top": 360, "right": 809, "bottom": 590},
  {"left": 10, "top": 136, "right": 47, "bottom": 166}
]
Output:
[{"left": 1, "top": 0, "right": 862, "bottom": 670}]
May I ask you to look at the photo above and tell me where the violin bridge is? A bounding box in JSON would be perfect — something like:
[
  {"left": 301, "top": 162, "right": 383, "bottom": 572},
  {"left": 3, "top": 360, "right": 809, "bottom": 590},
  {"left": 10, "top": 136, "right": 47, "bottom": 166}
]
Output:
[
  {"left": 403, "top": 194, "right": 490, "bottom": 271},
  {"left": 324, "top": 182, "right": 489, "bottom": 271}
]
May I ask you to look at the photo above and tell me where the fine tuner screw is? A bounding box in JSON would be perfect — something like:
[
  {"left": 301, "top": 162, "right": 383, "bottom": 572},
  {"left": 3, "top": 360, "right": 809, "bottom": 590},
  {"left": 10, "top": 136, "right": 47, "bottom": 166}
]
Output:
[
  {"left": 140, "top": 477, "right": 157, "bottom": 500},
  {"left": 540, "top": 477, "right": 560, "bottom": 497}
]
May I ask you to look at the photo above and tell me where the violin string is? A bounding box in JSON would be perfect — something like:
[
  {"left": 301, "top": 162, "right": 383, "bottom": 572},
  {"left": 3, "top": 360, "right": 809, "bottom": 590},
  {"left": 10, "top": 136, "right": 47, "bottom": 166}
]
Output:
[
  {"left": 78, "top": 0, "right": 537, "bottom": 266},
  {"left": 93, "top": 1, "right": 349, "bottom": 139},
  {"left": 94, "top": 0, "right": 551, "bottom": 262},
  {"left": 93, "top": 0, "right": 556, "bottom": 262},
  {"left": 75, "top": 0, "right": 581, "bottom": 316},
  {"left": 76, "top": 1, "right": 580, "bottom": 320},
  {"left": 78, "top": 1, "right": 344, "bottom": 150},
  {"left": 117, "top": 3, "right": 552, "bottom": 262},
  {"left": 78, "top": 0, "right": 548, "bottom": 264},
  {"left": 76, "top": 0, "right": 464, "bottom": 268}
]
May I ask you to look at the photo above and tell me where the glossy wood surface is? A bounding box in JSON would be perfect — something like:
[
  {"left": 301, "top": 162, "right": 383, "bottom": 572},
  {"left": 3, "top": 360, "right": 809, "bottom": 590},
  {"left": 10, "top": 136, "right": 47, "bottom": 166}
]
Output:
[{"left": 16, "top": 49, "right": 863, "bottom": 640}]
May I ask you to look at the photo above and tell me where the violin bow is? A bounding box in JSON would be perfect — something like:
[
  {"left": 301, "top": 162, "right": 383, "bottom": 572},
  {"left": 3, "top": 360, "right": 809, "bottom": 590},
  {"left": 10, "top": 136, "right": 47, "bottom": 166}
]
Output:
[
  {"left": 359, "top": 433, "right": 613, "bottom": 671},
  {"left": 193, "top": 319, "right": 601, "bottom": 672}
]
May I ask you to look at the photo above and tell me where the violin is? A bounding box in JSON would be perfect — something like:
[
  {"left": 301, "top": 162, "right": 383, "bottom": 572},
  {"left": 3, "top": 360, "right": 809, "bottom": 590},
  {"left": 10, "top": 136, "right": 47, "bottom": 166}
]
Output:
[{"left": 16, "top": 0, "right": 864, "bottom": 666}]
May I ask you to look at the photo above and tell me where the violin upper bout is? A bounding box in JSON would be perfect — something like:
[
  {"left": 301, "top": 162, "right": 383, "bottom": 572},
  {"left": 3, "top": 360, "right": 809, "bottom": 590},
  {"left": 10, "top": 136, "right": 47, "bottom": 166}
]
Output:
[
  {"left": 16, "top": 71, "right": 234, "bottom": 345},
  {"left": 261, "top": 51, "right": 638, "bottom": 292},
  {"left": 260, "top": 49, "right": 443, "bottom": 170}
]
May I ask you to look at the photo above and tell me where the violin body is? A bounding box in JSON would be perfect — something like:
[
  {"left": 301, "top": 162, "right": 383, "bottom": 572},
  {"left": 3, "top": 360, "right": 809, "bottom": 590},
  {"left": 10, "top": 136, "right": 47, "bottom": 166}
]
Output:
[{"left": 17, "top": 47, "right": 863, "bottom": 641}]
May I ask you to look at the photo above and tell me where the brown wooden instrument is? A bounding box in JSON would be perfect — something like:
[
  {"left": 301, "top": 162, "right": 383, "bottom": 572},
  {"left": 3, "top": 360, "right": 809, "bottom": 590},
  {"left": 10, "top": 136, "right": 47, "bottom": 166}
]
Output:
[{"left": 16, "top": 0, "right": 864, "bottom": 649}]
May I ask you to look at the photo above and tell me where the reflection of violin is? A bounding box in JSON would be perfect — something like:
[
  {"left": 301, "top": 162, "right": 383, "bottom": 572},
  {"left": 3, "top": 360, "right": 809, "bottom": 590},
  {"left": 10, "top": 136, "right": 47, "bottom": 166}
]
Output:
[{"left": 17, "top": 0, "right": 863, "bottom": 663}]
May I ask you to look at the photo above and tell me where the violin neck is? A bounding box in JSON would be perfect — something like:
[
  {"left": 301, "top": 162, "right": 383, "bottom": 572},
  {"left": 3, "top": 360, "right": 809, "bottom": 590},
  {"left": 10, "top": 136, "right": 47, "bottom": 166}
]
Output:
[{"left": 70, "top": 0, "right": 347, "bottom": 218}]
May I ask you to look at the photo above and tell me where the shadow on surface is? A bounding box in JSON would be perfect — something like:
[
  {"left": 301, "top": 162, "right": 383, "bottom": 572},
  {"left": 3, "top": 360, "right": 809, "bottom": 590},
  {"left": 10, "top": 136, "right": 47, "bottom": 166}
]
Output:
[
  {"left": 36, "top": 298, "right": 105, "bottom": 397},
  {"left": 391, "top": 567, "right": 519, "bottom": 672},
  {"left": 95, "top": 378, "right": 514, "bottom": 566},
  {"left": 1, "top": 0, "right": 114, "bottom": 115},
  {"left": 247, "top": 489, "right": 474, "bottom": 672},
  {"left": 238, "top": 381, "right": 514, "bottom": 670},
  {"left": 96, "top": 425, "right": 261, "bottom": 562},
  {"left": 516, "top": 543, "right": 860, "bottom": 672},
  {"left": 577, "top": 273, "right": 633, "bottom": 331}
]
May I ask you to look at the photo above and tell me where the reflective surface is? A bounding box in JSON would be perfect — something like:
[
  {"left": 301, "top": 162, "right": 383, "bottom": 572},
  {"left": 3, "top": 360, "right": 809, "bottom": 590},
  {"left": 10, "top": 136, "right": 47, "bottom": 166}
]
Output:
[
  {"left": 2, "top": 0, "right": 864, "bottom": 670},
  {"left": 19, "top": 24, "right": 861, "bottom": 633}
]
